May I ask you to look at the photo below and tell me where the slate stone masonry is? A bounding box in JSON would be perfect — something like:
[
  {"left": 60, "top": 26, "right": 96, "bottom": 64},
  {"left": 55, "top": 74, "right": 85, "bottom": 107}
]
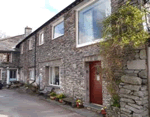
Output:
[{"left": 119, "top": 49, "right": 149, "bottom": 117}]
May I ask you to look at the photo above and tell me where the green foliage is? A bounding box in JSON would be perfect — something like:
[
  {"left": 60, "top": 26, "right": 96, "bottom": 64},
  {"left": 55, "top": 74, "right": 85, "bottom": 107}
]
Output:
[
  {"left": 100, "top": 1, "right": 149, "bottom": 107},
  {"left": 56, "top": 94, "right": 65, "bottom": 99},
  {"left": 112, "top": 95, "right": 120, "bottom": 108},
  {"left": 50, "top": 92, "right": 56, "bottom": 96},
  {"left": 102, "top": 2, "right": 149, "bottom": 48}
]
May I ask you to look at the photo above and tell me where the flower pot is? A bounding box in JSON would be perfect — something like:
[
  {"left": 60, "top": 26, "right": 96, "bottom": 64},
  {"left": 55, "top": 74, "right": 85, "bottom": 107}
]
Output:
[
  {"left": 101, "top": 110, "right": 106, "bottom": 115},
  {"left": 50, "top": 96, "right": 56, "bottom": 100},
  {"left": 59, "top": 99, "right": 63, "bottom": 103},
  {"left": 55, "top": 97, "right": 59, "bottom": 101},
  {"left": 76, "top": 102, "right": 83, "bottom": 108}
]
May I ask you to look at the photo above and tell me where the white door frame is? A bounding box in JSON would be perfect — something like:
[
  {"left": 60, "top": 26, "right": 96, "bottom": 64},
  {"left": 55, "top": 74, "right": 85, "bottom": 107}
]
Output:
[
  {"left": 0, "top": 68, "right": 3, "bottom": 80},
  {"left": 6, "top": 68, "right": 18, "bottom": 84}
]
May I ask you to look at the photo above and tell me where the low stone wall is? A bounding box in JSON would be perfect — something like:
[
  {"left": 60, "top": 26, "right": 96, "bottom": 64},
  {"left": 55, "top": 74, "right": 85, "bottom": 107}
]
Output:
[{"left": 119, "top": 75, "right": 149, "bottom": 117}]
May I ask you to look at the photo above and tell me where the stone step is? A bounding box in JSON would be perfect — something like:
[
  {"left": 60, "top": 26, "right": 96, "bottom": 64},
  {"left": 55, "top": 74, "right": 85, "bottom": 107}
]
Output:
[{"left": 84, "top": 103, "right": 103, "bottom": 113}]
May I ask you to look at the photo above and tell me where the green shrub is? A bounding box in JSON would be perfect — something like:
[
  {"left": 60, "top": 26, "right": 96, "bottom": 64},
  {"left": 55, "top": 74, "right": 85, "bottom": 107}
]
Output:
[
  {"left": 56, "top": 94, "right": 65, "bottom": 99},
  {"left": 50, "top": 92, "right": 56, "bottom": 96}
]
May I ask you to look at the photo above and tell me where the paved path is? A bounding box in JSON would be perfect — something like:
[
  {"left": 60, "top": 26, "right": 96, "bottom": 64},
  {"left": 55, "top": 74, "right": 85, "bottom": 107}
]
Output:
[{"left": 0, "top": 89, "right": 84, "bottom": 117}]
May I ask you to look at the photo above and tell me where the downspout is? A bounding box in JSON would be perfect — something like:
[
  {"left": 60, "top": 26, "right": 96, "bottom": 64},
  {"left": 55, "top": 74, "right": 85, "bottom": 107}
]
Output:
[{"left": 30, "top": 34, "right": 37, "bottom": 85}]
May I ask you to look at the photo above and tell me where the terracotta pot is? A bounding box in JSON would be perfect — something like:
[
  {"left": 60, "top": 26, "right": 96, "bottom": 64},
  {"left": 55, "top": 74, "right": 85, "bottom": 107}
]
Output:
[
  {"left": 76, "top": 102, "right": 83, "bottom": 108},
  {"left": 59, "top": 99, "right": 63, "bottom": 103},
  {"left": 101, "top": 110, "right": 106, "bottom": 115}
]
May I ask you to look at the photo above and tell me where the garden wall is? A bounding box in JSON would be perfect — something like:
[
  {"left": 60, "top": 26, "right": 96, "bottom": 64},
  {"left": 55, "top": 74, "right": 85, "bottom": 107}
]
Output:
[{"left": 119, "top": 48, "right": 149, "bottom": 117}]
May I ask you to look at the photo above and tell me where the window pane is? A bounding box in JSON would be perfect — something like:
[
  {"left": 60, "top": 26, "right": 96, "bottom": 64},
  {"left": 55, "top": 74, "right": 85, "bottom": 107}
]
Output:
[
  {"left": 49, "top": 67, "right": 52, "bottom": 84},
  {"left": 54, "top": 67, "right": 59, "bottom": 85},
  {"left": 49, "top": 67, "right": 59, "bottom": 85},
  {"left": 39, "top": 33, "right": 44, "bottom": 45},
  {"left": 78, "top": 0, "right": 111, "bottom": 44},
  {"left": 10, "top": 70, "right": 16, "bottom": 78},
  {"left": 54, "top": 22, "right": 64, "bottom": 38},
  {"left": 30, "top": 69, "right": 34, "bottom": 79}
]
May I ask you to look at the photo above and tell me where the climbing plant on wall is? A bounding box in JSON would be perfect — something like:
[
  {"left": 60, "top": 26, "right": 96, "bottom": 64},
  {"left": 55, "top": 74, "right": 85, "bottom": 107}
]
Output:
[{"left": 100, "top": 1, "right": 150, "bottom": 107}]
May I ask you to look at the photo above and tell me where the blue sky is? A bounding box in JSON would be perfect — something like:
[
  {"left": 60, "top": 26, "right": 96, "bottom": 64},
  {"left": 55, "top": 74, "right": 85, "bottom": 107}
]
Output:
[{"left": 0, "top": 0, "right": 75, "bottom": 37}]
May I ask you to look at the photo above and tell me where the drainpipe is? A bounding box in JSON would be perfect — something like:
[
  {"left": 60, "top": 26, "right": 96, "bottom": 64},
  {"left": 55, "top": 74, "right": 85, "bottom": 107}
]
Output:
[{"left": 30, "top": 34, "right": 37, "bottom": 85}]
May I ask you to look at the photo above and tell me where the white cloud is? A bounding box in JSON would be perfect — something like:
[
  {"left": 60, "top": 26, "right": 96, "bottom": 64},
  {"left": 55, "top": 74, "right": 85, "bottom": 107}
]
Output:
[
  {"left": 49, "top": 0, "right": 75, "bottom": 11},
  {"left": 0, "top": 0, "right": 56, "bottom": 36}
]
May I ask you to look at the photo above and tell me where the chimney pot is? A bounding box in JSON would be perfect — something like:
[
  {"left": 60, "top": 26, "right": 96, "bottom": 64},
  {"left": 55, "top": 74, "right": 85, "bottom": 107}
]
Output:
[{"left": 25, "top": 26, "right": 32, "bottom": 36}]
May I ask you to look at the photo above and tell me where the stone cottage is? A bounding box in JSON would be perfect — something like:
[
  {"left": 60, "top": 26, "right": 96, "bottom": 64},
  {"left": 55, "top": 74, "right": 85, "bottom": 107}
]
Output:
[
  {"left": 0, "top": 27, "right": 32, "bottom": 85},
  {"left": 0, "top": 0, "right": 150, "bottom": 116}
]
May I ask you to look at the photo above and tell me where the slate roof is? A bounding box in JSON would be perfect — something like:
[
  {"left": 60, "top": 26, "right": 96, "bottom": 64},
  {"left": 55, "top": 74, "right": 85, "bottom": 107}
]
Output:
[{"left": 0, "top": 34, "right": 25, "bottom": 51}]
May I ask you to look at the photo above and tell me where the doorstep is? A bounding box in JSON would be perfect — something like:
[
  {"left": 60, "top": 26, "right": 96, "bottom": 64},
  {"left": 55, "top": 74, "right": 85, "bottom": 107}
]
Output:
[
  {"left": 84, "top": 103, "right": 103, "bottom": 113},
  {"left": 39, "top": 96, "right": 103, "bottom": 117}
]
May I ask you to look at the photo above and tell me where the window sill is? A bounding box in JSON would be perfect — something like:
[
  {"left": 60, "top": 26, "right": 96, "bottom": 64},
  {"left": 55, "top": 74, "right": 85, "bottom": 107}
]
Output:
[
  {"left": 39, "top": 43, "right": 44, "bottom": 46},
  {"left": 52, "top": 34, "right": 64, "bottom": 40},
  {"left": 49, "top": 84, "right": 60, "bottom": 89},
  {"left": 76, "top": 38, "right": 105, "bottom": 48},
  {"left": 29, "top": 79, "right": 34, "bottom": 81}
]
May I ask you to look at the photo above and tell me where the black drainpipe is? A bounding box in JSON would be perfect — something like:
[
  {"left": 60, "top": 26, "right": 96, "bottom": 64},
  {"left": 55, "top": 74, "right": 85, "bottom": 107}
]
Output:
[{"left": 31, "top": 34, "right": 37, "bottom": 85}]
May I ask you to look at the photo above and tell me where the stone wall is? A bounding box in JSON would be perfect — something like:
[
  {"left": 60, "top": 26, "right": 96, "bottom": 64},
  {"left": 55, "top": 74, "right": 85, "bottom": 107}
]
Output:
[
  {"left": 119, "top": 49, "right": 149, "bottom": 117},
  {"left": 17, "top": 0, "right": 149, "bottom": 115}
]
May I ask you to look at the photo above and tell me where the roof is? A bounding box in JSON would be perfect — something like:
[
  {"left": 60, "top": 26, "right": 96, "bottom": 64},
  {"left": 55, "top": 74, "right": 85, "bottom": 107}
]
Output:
[
  {"left": 16, "top": 0, "right": 84, "bottom": 48},
  {"left": 0, "top": 34, "right": 25, "bottom": 51}
]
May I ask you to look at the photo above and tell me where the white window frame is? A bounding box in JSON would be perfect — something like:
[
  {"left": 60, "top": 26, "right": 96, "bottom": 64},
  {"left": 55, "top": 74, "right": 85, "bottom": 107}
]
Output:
[
  {"left": 29, "top": 68, "right": 34, "bottom": 80},
  {"left": 29, "top": 38, "right": 32, "bottom": 50},
  {"left": 49, "top": 66, "right": 60, "bottom": 87},
  {"left": 39, "top": 31, "right": 44, "bottom": 45},
  {"left": 75, "top": 0, "right": 110, "bottom": 48},
  {"left": 21, "top": 43, "right": 24, "bottom": 54},
  {"left": 20, "top": 69, "right": 24, "bottom": 82},
  {"left": 52, "top": 17, "right": 64, "bottom": 40},
  {"left": 0, "top": 68, "right": 2, "bottom": 80}
]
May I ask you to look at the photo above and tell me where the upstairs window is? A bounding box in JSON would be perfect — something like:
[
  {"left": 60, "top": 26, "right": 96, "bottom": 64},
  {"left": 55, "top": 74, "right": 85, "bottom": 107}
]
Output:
[
  {"left": 0, "top": 53, "right": 12, "bottom": 63},
  {"left": 77, "top": 0, "right": 111, "bottom": 47},
  {"left": 29, "top": 38, "right": 32, "bottom": 50},
  {"left": 39, "top": 32, "right": 44, "bottom": 45},
  {"left": 52, "top": 18, "right": 64, "bottom": 39}
]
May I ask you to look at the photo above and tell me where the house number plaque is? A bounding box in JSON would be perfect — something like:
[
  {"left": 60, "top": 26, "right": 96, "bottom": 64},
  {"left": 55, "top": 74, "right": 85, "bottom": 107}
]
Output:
[{"left": 96, "top": 75, "right": 100, "bottom": 81}]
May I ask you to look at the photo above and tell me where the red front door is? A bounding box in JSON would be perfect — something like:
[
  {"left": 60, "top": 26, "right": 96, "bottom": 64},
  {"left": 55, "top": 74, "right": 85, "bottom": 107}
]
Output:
[{"left": 90, "top": 61, "right": 102, "bottom": 105}]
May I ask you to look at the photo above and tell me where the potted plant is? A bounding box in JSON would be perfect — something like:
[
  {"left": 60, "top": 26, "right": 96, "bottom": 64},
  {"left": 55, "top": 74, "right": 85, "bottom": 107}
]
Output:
[
  {"left": 101, "top": 107, "right": 107, "bottom": 116},
  {"left": 57, "top": 94, "right": 65, "bottom": 103},
  {"left": 50, "top": 92, "right": 56, "bottom": 100},
  {"left": 55, "top": 95, "right": 59, "bottom": 101},
  {"left": 76, "top": 99, "right": 83, "bottom": 108}
]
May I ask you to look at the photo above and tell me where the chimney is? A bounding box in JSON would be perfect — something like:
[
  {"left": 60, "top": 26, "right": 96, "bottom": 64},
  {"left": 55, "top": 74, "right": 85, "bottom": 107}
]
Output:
[{"left": 25, "top": 26, "right": 32, "bottom": 36}]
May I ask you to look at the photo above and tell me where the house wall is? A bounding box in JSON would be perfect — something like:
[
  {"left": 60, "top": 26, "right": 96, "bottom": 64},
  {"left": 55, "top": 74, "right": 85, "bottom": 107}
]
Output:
[
  {"left": 18, "top": 0, "right": 149, "bottom": 114},
  {"left": 0, "top": 52, "right": 20, "bottom": 84},
  {"left": 18, "top": 0, "right": 117, "bottom": 106}
]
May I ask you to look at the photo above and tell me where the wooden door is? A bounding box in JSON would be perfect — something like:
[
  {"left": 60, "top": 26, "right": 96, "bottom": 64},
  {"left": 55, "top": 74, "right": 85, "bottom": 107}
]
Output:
[{"left": 90, "top": 61, "right": 102, "bottom": 105}]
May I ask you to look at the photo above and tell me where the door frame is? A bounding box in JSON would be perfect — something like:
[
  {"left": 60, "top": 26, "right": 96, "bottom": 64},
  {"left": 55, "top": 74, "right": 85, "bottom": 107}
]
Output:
[
  {"left": 0, "top": 68, "right": 3, "bottom": 81},
  {"left": 6, "top": 68, "right": 18, "bottom": 84},
  {"left": 89, "top": 61, "right": 103, "bottom": 105},
  {"left": 84, "top": 60, "right": 103, "bottom": 106}
]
